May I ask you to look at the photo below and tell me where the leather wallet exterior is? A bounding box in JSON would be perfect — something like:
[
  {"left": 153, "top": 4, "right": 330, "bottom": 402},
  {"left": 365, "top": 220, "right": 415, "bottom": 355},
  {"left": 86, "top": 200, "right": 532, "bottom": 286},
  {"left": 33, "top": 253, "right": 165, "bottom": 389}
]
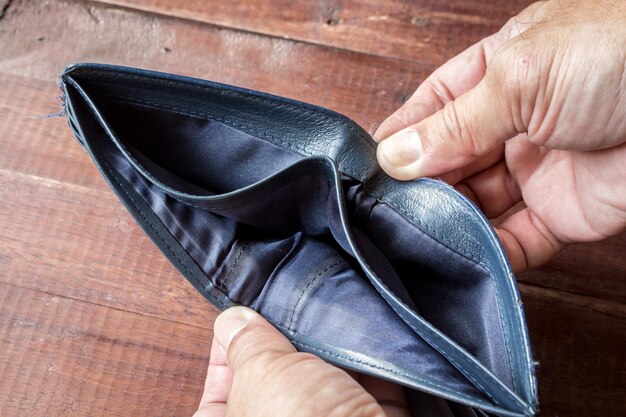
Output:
[{"left": 61, "top": 63, "right": 538, "bottom": 417}]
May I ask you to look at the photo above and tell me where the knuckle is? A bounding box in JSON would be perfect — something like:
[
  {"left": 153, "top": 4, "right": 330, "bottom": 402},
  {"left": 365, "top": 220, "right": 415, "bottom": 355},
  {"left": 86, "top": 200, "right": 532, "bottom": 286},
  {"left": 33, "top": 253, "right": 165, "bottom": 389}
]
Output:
[
  {"left": 428, "top": 77, "right": 455, "bottom": 105},
  {"left": 439, "top": 101, "right": 480, "bottom": 158},
  {"left": 526, "top": 128, "right": 552, "bottom": 147},
  {"left": 487, "top": 40, "right": 543, "bottom": 132},
  {"left": 488, "top": 45, "right": 522, "bottom": 96},
  {"left": 236, "top": 346, "right": 279, "bottom": 370},
  {"left": 488, "top": 39, "right": 539, "bottom": 95}
]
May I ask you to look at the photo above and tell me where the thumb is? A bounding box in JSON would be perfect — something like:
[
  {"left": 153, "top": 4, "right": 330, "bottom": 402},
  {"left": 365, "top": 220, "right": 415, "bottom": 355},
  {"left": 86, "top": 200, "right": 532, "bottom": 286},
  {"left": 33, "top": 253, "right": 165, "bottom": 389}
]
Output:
[
  {"left": 214, "top": 307, "right": 389, "bottom": 417},
  {"left": 214, "top": 306, "right": 296, "bottom": 371},
  {"left": 377, "top": 72, "right": 520, "bottom": 180}
]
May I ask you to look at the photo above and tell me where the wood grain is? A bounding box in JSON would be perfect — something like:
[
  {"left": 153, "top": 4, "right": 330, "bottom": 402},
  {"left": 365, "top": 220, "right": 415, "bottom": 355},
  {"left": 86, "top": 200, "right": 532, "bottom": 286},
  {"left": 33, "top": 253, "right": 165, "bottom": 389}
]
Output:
[
  {"left": 91, "top": 0, "right": 535, "bottom": 65},
  {"left": 0, "top": 1, "right": 624, "bottom": 416},
  {"left": 0, "top": 283, "right": 210, "bottom": 417},
  {"left": 0, "top": 75, "right": 102, "bottom": 189},
  {"left": 521, "top": 284, "right": 626, "bottom": 417},
  {"left": 521, "top": 235, "right": 626, "bottom": 304},
  {"left": 0, "top": 0, "right": 433, "bottom": 133},
  {"left": 0, "top": 168, "right": 218, "bottom": 329}
]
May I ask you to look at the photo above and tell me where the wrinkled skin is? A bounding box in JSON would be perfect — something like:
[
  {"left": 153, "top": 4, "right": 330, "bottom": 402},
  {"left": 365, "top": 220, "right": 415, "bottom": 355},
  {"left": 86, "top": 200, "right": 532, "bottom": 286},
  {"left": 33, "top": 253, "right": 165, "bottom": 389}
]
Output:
[
  {"left": 193, "top": 307, "right": 410, "bottom": 417},
  {"left": 375, "top": 0, "right": 626, "bottom": 272},
  {"left": 195, "top": 2, "right": 626, "bottom": 416}
]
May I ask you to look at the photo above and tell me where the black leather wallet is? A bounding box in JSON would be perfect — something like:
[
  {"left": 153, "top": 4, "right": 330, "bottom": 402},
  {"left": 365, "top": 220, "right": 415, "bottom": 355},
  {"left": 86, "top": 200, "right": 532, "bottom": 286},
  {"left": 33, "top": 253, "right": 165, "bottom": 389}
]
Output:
[{"left": 61, "top": 63, "right": 538, "bottom": 417}]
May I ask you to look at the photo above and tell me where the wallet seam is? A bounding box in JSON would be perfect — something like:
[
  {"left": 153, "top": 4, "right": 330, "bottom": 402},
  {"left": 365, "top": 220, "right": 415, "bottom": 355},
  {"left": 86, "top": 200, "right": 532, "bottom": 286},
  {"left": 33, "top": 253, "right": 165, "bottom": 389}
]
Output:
[
  {"left": 102, "top": 160, "right": 229, "bottom": 310},
  {"left": 67, "top": 75, "right": 526, "bottom": 410},
  {"left": 72, "top": 68, "right": 376, "bottom": 151},
  {"left": 290, "top": 339, "right": 503, "bottom": 411},
  {"left": 286, "top": 258, "right": 346, "bottom": 332},
  {"left": 90, "top": 93, "right": 520, "bottom": 394},
  {"left": 220, "top": 242, "right": 250, "bottom": 293}
]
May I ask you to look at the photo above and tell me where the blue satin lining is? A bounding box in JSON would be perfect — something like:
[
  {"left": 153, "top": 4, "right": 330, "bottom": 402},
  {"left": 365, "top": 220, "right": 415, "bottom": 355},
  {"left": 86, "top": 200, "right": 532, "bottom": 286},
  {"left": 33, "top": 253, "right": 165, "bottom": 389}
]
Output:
[{"left": 94, "top": 96, "right": 517, "bottom": 410}]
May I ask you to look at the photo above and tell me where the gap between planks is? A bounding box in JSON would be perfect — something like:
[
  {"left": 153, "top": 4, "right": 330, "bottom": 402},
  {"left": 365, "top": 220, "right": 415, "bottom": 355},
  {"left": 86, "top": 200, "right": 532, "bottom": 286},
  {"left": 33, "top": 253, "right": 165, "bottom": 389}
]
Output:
[
  {"left": 81, "top": 0, "right": 450, "bottom": 67},
  {"left": 2, "top": 279, "right": 215, "bottom": 331}
]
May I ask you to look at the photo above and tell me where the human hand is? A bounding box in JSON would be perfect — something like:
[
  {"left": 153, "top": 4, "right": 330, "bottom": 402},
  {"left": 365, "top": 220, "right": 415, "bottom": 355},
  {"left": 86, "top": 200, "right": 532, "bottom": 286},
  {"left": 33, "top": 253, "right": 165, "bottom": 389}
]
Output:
[
  {"left": 374, "top": 0, "right": 626, "bottom": 272},
  {"left": 193, "top": 306, "right": 410, "bottom": 417}
]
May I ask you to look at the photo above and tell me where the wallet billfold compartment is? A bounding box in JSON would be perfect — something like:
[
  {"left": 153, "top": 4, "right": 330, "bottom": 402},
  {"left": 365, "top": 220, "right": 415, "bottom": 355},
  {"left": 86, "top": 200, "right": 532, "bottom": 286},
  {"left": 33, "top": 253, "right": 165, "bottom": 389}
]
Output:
[{"left": 61, "top": 63, "right": 538, "bottom": 417}]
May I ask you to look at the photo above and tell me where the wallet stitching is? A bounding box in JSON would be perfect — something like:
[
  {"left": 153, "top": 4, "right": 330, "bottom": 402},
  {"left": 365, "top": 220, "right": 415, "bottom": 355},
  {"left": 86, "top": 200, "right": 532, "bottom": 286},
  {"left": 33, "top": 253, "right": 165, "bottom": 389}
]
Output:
[
  {"left": 290, "top": 340, "right": 497, "bottom": 408},
  {"left": 102, "top": 160, "right": 229, "bottom": 309},
  {"left": 104, "top": 96, "right": 519, "bottom": 403},
  {"left": 220, "top": 242, "right": 249, "bottom": 293},
  {"left": 83, "top": 85, "right": 521, "bottom": 403},
  {"left": 286, "top": 259, "right": 345, "bottom": 332},
  {"left": 75, "top": 69, "right": 375, "bottom": 150},
  {"left": 96, "top": 94, "right": 484, "bottom": 264}
]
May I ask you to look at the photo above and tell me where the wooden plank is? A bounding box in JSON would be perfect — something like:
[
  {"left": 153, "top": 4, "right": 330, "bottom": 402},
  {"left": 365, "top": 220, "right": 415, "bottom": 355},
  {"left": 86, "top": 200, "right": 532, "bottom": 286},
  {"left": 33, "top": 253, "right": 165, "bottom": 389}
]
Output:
[
  {"left": 0, "top": 168, "right": 218, "bottom": 329},
  {"left": 0, "top": 0, "right": 432, "bottom": 132},
  {"left": 0, "top": 283, "right": 210, "bottom": 417},
  {"left": 0, "top": 278, "right": 623, "bottom": 417},
  {"left": 90, "top": 0, "right": 535, "bottom": 65},
  {"left": 520, "top": 235, "right": 626, "bottom": 304},
  {"left": 520, "top": 283, "right": 626, "bottom": 417},
  {"left": 0, "top": 2, "right": 625, "bottom": 416}
]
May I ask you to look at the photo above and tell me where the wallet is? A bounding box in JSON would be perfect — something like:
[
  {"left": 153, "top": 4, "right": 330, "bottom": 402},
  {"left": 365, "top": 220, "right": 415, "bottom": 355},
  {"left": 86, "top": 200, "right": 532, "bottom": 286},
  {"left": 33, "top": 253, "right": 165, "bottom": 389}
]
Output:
[{"left": 61, "top": 63, "right": 538, "bottom": 417}]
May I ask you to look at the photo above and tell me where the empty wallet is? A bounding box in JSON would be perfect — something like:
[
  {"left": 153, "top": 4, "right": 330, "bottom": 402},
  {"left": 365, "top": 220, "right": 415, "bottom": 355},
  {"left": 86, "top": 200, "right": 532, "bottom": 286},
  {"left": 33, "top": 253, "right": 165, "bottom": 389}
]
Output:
[{"left": 61, "top": 63, "right": 538, "bottom": 417}]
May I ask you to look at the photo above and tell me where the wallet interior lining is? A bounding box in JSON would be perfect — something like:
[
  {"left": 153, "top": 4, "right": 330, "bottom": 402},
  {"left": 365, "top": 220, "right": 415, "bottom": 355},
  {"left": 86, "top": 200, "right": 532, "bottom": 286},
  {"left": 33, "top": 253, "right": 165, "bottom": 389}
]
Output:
[
  {"left": 103, "top": 142, "right": 495, "bottom": 401},
  {"left": 62, "top": 75, "right": 533, "bottom": 415},
  {"left": 100, "top": 119, "right": 488, "bottom": 400},
  {"left": 96, "top": 97, "right": 514, "bottom": 388}
]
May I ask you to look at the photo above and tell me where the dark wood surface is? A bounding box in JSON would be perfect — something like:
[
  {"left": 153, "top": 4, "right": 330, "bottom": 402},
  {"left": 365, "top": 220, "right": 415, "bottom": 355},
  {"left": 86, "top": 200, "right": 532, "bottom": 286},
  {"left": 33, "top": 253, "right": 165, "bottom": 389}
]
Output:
[{"left": 0, "top": 1, "right": 624, "bottom": 416}]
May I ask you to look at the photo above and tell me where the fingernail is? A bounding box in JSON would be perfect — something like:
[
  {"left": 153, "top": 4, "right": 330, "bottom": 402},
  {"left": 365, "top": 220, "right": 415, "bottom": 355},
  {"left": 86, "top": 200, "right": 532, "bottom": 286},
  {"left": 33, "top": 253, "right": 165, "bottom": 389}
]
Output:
[
  {"left": 214, "top": 306, "right": 257, "bottom": 352},
  {"left": 378, "top": 129, "right": 423, "bottom": 167}
]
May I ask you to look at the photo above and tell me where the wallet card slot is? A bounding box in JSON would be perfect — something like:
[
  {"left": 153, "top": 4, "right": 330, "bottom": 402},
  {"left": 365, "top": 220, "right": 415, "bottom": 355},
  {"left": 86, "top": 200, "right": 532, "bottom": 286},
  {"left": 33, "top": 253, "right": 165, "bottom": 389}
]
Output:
[
  {"left": 77, "top": 92, "right": 524, "bottom": 409},
  {"left": 107, "top": 150, "right": 498, "bottom": 407}
]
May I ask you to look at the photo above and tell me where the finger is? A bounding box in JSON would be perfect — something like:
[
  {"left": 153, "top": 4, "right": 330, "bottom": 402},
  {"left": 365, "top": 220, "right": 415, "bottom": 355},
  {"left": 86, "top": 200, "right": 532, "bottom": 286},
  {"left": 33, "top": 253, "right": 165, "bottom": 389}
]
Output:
[
  {"left": 193, "top": 338, "right": 231, "bottom": 417},
  {"left": 495, "top": 208, "right": 564, "bottom": 273},
  {"left": 373, "top": 38, "right": 493, "bottom": 141},
  {"left": 374, "top": 1, "right": 548, "bottom": 141},
  {"left": 455, "top": 161, "right": 522, "bottom": 218},
  {"left": 358, "top": 375, "right": 411, "bottom": 417},
  {"left": 376, "top": 2, "right": 552, "bottom": 180},
  {"left": 438, "top": 144, "right": 504, "bottom": 185},
  {"left": 376, "top": 73, "right": 517, "bottom": 180},
  {"left": 342, "top": 367, "right": 359, "bottom": 380},
  {"left": 213, "top": 306, "right": 296, "bottom": 372}
]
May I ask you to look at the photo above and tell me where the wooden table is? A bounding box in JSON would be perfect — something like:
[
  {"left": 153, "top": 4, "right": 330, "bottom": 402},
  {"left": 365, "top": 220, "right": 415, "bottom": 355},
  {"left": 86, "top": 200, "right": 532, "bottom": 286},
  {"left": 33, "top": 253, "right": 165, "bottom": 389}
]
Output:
[{"left": 0, "top": 1, "right": 624, "bottom": 416}]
